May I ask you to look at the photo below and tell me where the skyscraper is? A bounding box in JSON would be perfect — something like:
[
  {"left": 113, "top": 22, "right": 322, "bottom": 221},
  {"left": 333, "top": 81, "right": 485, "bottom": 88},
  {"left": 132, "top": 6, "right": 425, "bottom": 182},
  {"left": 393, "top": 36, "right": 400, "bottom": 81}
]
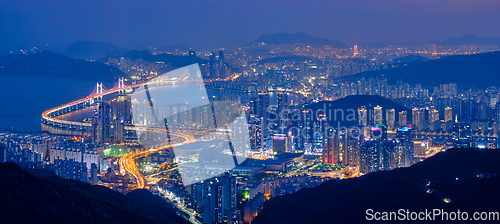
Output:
[
  {"left": 341, "top": 131, "right": 360, "bottom": 167},
  {"left": 113, "top": 118, "right": 125, "bottom": 143},
  {"left": 359, "top": 140, "right": 382, "bottom": 174},
  {"left": 445, "top": 107, "right": 453, "bottom": 122},
  {"left": 193, "top": 172, "right": 238, "bottom": 224},
  {"left": 219, "top": 50, "right": 225, "bottom": 79},
  {"left": 111, "top": 95, "right": 131, "bottom": 124},
  {"left": 358, "top": 107, "right": 368, "bottom": 126},
  {"left": 412, "top": 108, "right": 421, "bottom": 126},
  {"left": 373, "top": 106, "right": 382, "bottom": 124},
  {"left": 277, "top": 92, "right": 289, "bottom": 133},
  {"left": 272, "top": 134, "right": 287, "bottom": 154},
  {"left": 259, "top": 92, "right": 270, "bottom": 149},
  {"left": 387, "top": 109, "right": 395, "bottom": 129},
  {"left": 209, "top": 52, "right": 216, "bottom": 79},
  {"left": 91, "top": 102, "right": 111, "bottom": 144},
  {"left": 322, "top": 128, "right": 340, "bottom": 165},
  {"left": 399, "top": 111, "right": 407, "bottom": 127},
  {"left": 396, "top": 126, "right": 414, "bottom": 168},
  {"left": 189, "top": 50, "right": 197, "bottom": 64},
  {"left": 430, "top": 109, "right": 439, "bottom": 122}
]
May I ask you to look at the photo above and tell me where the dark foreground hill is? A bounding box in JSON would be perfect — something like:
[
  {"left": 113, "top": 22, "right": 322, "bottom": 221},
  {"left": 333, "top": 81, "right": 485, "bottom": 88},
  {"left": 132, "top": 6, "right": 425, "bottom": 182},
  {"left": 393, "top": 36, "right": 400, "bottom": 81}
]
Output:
[
  {"left": 254, "top": 148, "right": 500, "bottom": 223},
  {"left": 349, "top": 51, "right": 500, "bottom": 87},
  {"left": 0, "top": 162, "right": 189, "bottom": 224},
  {"left": 304, "top": 95, "right": 411, "bottom": 127},
  {"left": 0, "top": 51, "right": 126, "bottom": 84}
]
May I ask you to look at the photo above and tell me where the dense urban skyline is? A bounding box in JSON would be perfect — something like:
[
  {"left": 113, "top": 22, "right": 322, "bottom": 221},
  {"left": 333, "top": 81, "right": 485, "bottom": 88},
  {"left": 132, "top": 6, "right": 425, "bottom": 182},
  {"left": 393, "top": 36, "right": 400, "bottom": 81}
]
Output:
[{"left": 1, "top": 1, "right": 499, "bottom": 223}]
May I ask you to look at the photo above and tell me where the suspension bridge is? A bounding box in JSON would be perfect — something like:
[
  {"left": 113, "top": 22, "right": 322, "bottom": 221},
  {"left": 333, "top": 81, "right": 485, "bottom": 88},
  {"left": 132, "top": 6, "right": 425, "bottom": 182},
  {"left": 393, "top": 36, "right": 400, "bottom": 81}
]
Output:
[{"left": 41, "top": 77, "right": 139, "bottom": 131}]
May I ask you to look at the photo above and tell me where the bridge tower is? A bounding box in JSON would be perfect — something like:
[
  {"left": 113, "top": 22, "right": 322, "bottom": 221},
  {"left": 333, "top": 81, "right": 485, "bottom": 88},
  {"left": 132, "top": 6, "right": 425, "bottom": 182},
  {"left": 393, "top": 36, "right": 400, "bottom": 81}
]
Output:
[
  {"left": 118, "top": 77, "right": 125, "bottom": 94},
  {"left": 90, "top": 82, "right": 104, "bottom": 104},
  {"left": 97, "top": 82, "right": 103, "bottom": 101}
]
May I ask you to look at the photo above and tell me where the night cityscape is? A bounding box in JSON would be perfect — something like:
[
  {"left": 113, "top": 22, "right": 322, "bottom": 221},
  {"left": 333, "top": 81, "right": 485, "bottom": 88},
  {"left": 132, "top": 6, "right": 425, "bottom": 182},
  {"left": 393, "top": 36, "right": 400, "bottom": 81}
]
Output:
[{"left": 0, "top": 1, "right": 499, "bottom": 223}]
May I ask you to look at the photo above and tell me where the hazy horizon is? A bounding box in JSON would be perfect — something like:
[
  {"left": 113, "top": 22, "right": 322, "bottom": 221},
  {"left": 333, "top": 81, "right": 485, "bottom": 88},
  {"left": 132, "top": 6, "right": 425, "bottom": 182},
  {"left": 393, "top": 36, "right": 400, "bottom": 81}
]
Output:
[{"left": 1, "top": 0, "right": 499, "bottom": 52}]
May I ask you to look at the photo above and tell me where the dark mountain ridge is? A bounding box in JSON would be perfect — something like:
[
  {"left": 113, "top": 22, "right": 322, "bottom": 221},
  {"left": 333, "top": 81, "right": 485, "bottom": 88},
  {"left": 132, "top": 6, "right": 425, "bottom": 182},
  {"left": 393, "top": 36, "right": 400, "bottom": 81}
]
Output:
[
  {"left": 0, "top": 51, "right": 126, "bottom": 84},
  {"left": 0, "top": 162, "right": 189, "bottom": 224},
  {"left": 348, "top": 51, "right": 500, "bottom": 87},
  {"left": 304, "top": 95, "right": 412, "bottom": 127},
  {"left": 254, "top": 148, "right": 500, "bottom": 223}
]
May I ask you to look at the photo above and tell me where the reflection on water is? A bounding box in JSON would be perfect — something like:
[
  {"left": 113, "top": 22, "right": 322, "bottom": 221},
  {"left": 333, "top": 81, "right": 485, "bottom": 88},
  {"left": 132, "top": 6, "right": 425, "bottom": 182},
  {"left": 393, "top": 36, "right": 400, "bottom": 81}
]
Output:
[
  {"left": 41, "top": 123, "right": 90, "bottom": 136},
  {"left": 56, "top": 106, "right": 95, "bottom": 122},
  {"left": 38, "top": 82, "right": 300, "bottom": 137}
]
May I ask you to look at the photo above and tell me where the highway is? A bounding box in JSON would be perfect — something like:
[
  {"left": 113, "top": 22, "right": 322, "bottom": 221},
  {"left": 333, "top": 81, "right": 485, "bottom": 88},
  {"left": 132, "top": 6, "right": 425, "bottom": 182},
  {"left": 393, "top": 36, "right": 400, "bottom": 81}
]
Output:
[
  {"left": 41, "top": 79, "right": 231, "bottom": 190},
  {"left": 119, "top": 129, "right": 196, "bottom": 189}
]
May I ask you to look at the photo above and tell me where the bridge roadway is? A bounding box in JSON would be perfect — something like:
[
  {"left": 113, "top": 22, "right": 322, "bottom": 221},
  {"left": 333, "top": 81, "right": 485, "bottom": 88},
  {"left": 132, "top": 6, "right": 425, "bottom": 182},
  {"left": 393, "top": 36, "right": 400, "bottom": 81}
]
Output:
[
  {"left": 41, "top": 82, "right": 227, "bottom": 189},
  {"left": 118, "top": 129, "right": 195, "bottom": 189}
]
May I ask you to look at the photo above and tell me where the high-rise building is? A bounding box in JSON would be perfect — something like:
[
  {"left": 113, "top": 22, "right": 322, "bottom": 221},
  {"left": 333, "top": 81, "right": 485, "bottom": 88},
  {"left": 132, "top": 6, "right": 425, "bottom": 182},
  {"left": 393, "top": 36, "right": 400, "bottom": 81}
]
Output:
[
  {"left": 218, "top": 50, "right": 225, "bottom": 79},
  {"left": 113, "top": 118, "right": 125, "bottom": 143},
  {"left": 187, "top": 172, "right": 238, "bottom": 224},
  {"left": 387, "top": 109, "right": 395, "bottom": 129},
  {"left": 430, "top": 109, "right": 440, "bottom": 122},
  {"left": 358, "top": 107, "right": 368, "bottom": 126},
  {"left": 272, "top": 134, "right": 287, "bottom": 154},
  {"left": 0, "top": 144, "right": 6, "bottom": 163},
  {"left": 445, "top": 107, "right": 453, "bottom": 122},
  {"left": 322, "top": 128, "right": 340, "bottom": 164},
  {"left": 341, "top": 131, "right": 360, "bottom": 167},
  {"left": 277, "top": 92, "right": 289, "bottom": 133},
  {"left": 111, "top": 95, "right": 131, "bottom": 124},
  {"left": 359, "top": 140, "right": 381, "bottom": 174},
  {"left": 296, "top": 110, "right": 313, "bottom": 152},
  {"left": 399, "top": 111, "right": 407, "bottom": 126},
  {"left": 373, "top": 106, "right": 383, "bottom": 124},
  {"left": 248, "top": 115, "right": 262, "bottom": 152},
  {"left": 249, "top": 99, "right": 260, "bottom": 117},
  {"left": 312, "top": 116, "right": 328, "bottom": 152},
  {"left": 91, "top": 102, "right": 111, "bottom": 144},
  {"left": 259, "top": 92, "right": 270, "bottom": 149},
  {"left": 209, "top": 52, "right": 217, "bottom": 79},
  {"left": 383, "top": 141, "right": 399, "bottom": 170},
  {"left": 396, "top": 126, "right": 414, "bottom": 168},
  {"left": 90, "top": 163, "right": 98, "bottom": 185},
  {"left": 189, "top": 50, "right": 197, "bottom": 64},
  {"left": 54, "top": 159, "right": 88, "bottom": 182},
  {"left": 412, "top": 108, "right": 421, "bottom": 125}
]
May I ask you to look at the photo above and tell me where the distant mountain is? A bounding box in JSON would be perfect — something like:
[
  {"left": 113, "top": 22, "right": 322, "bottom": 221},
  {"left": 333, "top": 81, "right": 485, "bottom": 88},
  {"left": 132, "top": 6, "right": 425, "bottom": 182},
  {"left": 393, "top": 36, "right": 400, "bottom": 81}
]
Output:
[
  {"left": 349, "top": 51, "right": 500, "bottom": 87},
  {"left": 254, "top": 148, "right": 500, "bottom": 223},
  {"left": 304, "top": 95, "right": 411, "bottom": 127},
  {"left": 359, "top": 42, "right": 420, "bottom": 49},
  {"left": 251, "top": 32, "right": 348, "bottom": 48},
  {"left": 0, "top": 51, "right": 126, "bottom": 83},
  {"left": 0, "top": 162, "right": 189, "bottom": 223},
  {"left": 438, "top": 35, "right": 500, "bottom": 46},
  {"left": 62, "top": 41, "right": 129, "bottom": 60},
  {"left": 99, "top": 50, "right": 154, "bottom": 62},
  {"left": 257, "top": 55, "right": 312, "bottom": 65},
  {"left": 100, "top": 51, "right": 209, "bottom": 69},
  {"left": 390, "top": 55, "right": 428, "bottom": 64},
  {"left": 156, "top": 45, "right": 191, "bottom": 53}
]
